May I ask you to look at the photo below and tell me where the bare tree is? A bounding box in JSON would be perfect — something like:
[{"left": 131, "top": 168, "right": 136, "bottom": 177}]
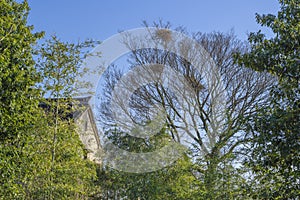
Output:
[{"left": 98, "top": 23, "right": 274, "bottom": 197}]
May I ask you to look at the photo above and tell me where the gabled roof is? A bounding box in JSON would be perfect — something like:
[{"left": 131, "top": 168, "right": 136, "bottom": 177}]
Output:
[{"left": 72, "top": 96, "right": 93, "bottom": 119}]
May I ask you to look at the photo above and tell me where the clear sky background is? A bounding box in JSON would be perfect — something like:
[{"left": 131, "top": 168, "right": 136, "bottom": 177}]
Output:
[{"left": 27, "top": 0, "right": 280, "bottom": 42}]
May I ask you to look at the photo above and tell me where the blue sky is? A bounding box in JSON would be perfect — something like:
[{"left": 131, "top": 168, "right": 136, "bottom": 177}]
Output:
[{"left": 27, "top": 0, "right": 280, "bottom": 42}]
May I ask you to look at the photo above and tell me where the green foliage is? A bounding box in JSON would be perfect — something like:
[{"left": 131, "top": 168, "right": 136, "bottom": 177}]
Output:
[
  {"left": 96, "top": 127, "right": 251, "bottom": 199},
  {"left": 0, "top": 1, "right": 99, "bottom": 198},
  {"left": 6, "top": 110, "right": 97, "bottom": 199},
  {"left": 37, "top": 35, "right": 98, "bottom": 98},
  {"left": 96, "top": 157, "right": 203, "bottom": 200},
  {"left": 95, "top": 128, "right": 202, "bottom": 199},
  {"left": 32, "top": 36, "right": 99, "bottom": 199},
  {"left": 0, "top": 0, "right": 43, "bottom": 140},
  {"left": 239, "top": 0, "right": 300, "bottom": 198},
  {"left": 0, "top": 0, "right": 43, "bottom": 197}
]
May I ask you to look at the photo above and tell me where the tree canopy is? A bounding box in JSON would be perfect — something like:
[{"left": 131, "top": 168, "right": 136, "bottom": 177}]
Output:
[
  {"left": 239, "top": 0, "right": 300, "bottom": 198},
  {"left": 0, "top": 0, "right": 299, "bottom": 199}
]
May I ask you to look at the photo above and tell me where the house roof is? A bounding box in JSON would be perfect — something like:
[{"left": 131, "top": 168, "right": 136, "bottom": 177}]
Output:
[
  {"left": 72, "top": 96, "right": 93, "bottom": 119},
  {"left": 39, "top": 96, "right": 92, "bottom": 120}
]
